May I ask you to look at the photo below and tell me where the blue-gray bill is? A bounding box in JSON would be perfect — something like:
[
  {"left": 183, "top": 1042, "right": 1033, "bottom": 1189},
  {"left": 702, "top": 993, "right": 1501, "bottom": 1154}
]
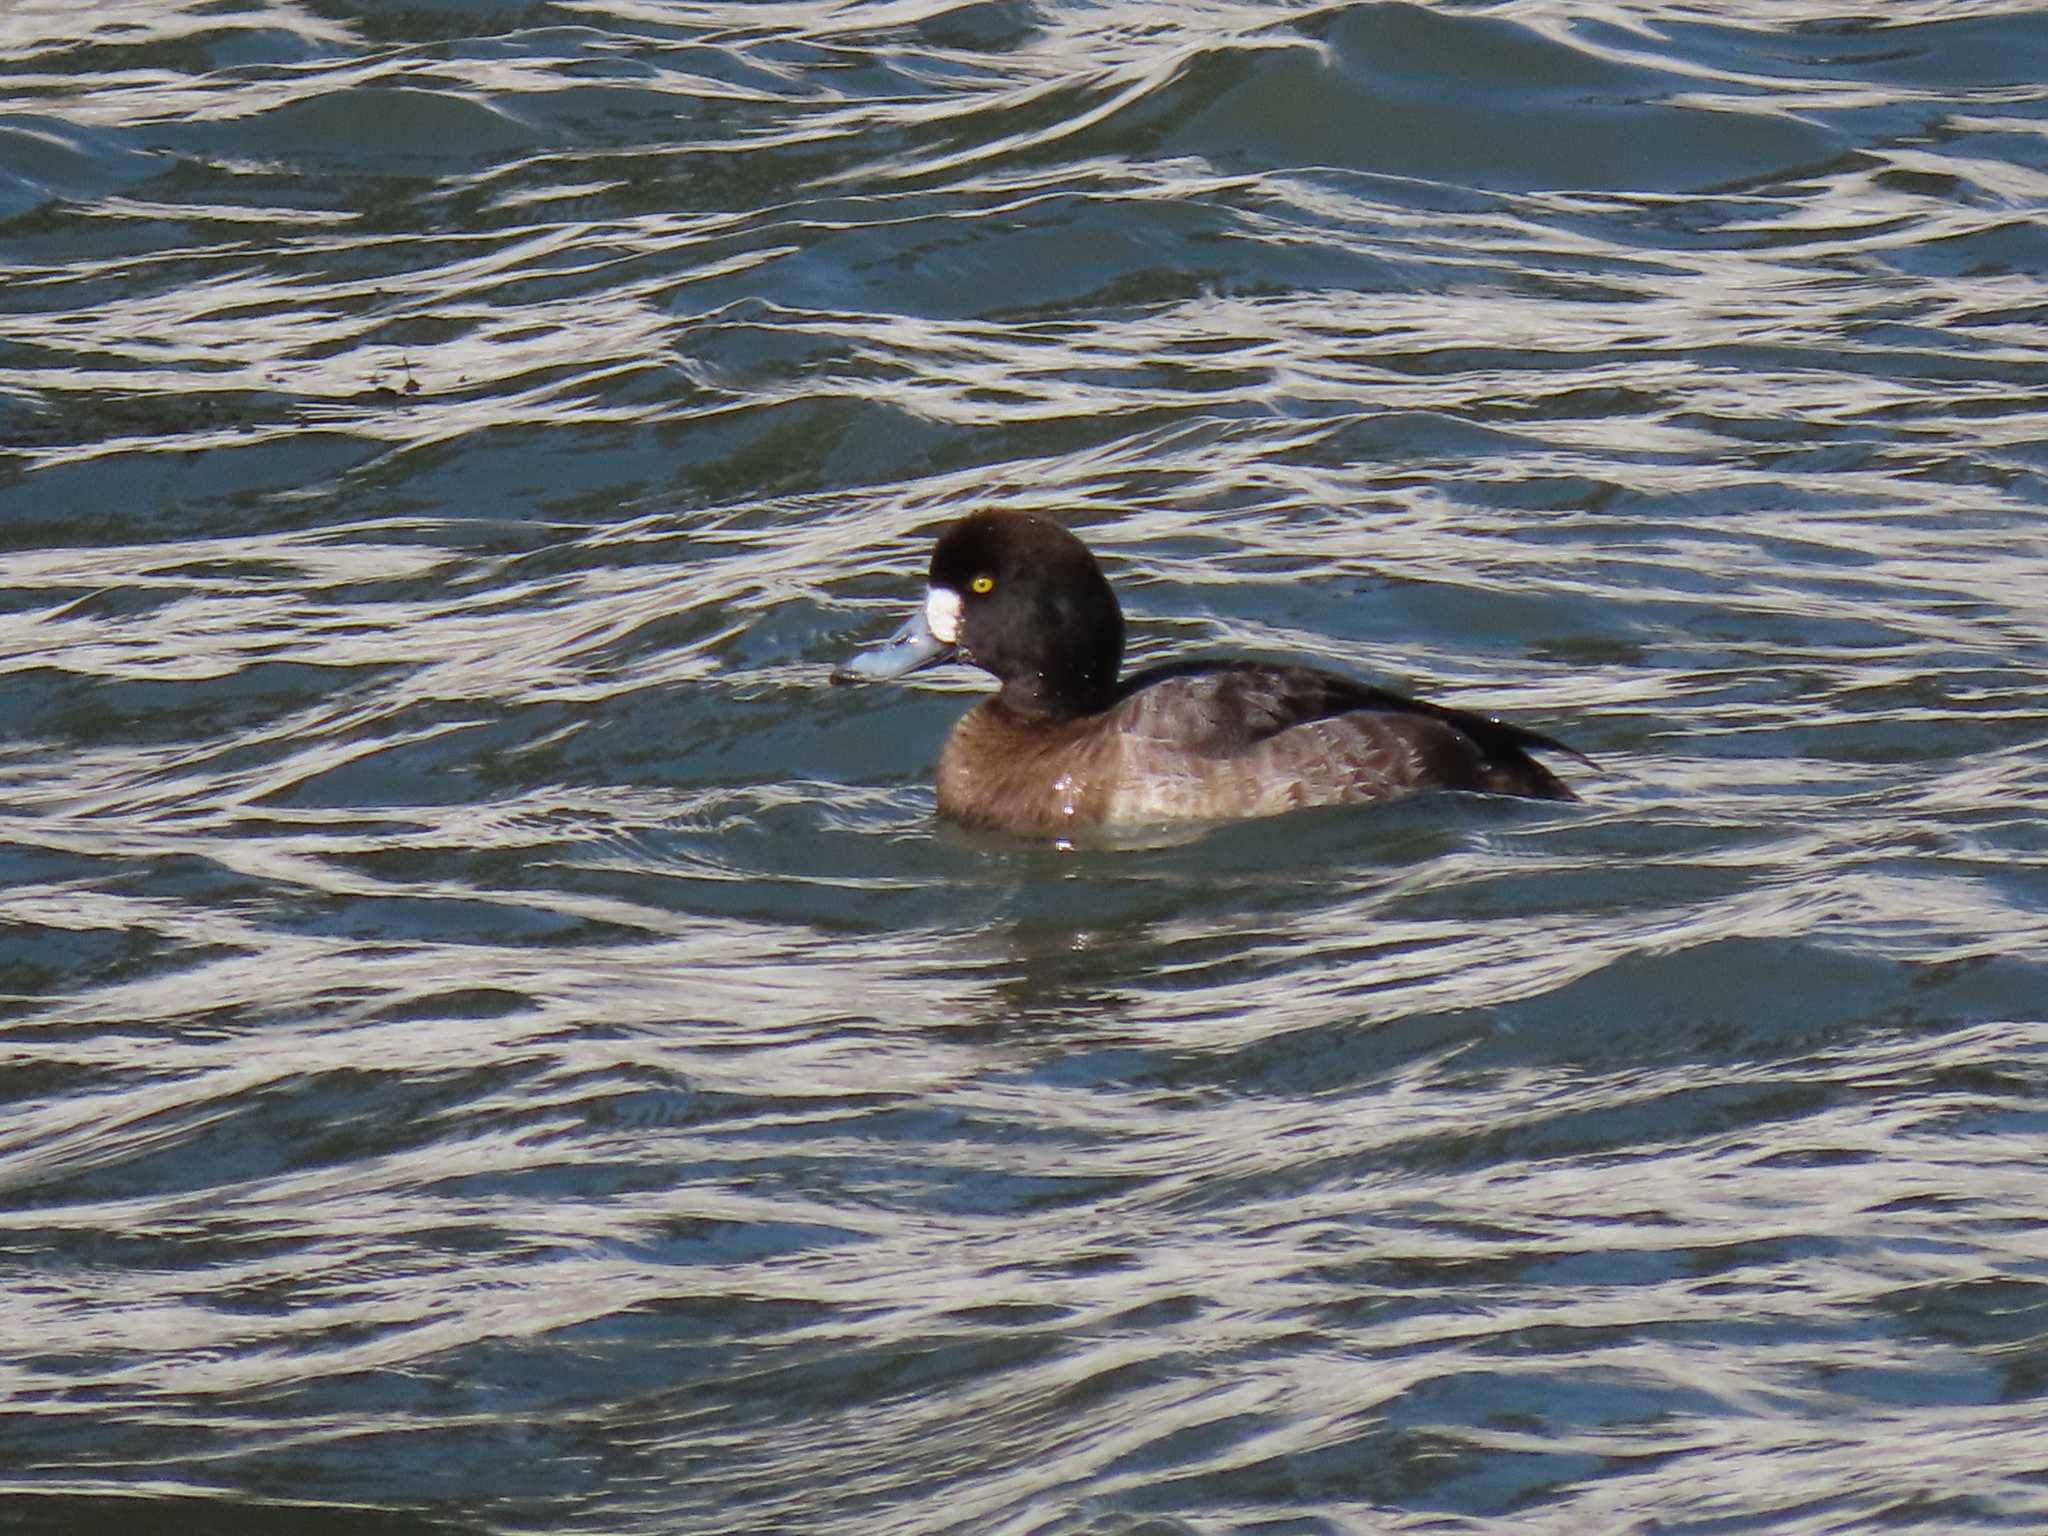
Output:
[{"left": 832, "top": 606, "right": 956, "bottom": 683}]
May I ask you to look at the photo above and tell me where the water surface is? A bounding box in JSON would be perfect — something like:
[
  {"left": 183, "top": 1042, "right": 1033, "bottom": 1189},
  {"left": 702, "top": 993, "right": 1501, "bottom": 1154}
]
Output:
[{"left": 3, "top": 2, "right": 2047, "bottom": 1533}]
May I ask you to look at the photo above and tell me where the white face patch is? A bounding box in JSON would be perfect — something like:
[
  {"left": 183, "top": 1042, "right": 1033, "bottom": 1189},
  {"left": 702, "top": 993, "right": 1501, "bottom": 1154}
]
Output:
[{"left": 925, "top": 586, "right": 963, "bottom": 645}]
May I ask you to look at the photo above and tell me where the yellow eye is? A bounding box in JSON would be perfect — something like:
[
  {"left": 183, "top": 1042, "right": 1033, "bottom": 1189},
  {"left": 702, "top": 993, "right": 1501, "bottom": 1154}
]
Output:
[{"left": 969, "top": 574, "right": 995, "bottom": 595}]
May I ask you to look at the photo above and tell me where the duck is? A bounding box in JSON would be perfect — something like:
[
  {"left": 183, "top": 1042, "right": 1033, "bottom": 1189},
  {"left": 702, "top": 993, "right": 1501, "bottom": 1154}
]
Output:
[{"left": 835, "top": 509, "right": 1588, "bottom": 836}]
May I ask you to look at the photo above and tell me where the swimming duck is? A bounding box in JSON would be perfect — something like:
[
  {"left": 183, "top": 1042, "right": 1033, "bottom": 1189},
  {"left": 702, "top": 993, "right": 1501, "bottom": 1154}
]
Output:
[{"left": 837, "top": 510, "right": 1587, "bottom": 835}]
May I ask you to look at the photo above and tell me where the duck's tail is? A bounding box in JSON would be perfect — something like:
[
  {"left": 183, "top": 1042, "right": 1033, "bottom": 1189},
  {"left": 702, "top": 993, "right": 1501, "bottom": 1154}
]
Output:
[{"left": 1472, "top": 721, "right": 1591, "bottom": 802}]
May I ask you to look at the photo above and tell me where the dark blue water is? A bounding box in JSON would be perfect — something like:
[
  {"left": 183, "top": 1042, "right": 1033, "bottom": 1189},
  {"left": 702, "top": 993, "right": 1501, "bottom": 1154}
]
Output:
[{"left": 4, "top": 3, "right": 2047, "bottom": 1532}]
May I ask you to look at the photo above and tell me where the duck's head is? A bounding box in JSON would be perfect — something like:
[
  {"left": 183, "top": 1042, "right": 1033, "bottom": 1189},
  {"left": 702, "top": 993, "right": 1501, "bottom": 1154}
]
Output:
[{"left": 837, "top": 510, "right": 1125, "bottom": 718}]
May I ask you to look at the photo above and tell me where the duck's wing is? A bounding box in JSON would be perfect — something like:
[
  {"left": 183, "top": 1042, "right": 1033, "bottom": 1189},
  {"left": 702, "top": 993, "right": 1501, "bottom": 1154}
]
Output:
[{"left": 1109, "top": 661, "right": 1589, "bottom": 802}]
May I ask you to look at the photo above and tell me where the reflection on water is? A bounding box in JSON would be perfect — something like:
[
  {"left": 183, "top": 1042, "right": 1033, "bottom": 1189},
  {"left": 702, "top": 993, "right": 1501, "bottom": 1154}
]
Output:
[{"left": 4, "top": 1, "right": 2048, "bottom": 1532}]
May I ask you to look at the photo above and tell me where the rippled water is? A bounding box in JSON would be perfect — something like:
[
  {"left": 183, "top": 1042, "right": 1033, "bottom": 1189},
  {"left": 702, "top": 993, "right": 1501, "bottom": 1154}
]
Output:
[{"left": 4, "top": 2, "right": 2048, "bottom": 1532}]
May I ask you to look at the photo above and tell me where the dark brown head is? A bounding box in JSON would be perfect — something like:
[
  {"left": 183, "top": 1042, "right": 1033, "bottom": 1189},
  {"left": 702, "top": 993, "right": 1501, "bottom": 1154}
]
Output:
[
  {"left": 927, "top": 511, "right": 1123, "bottom": 716},
  {"left": 838, "top": 511, "right": 1125, "bottom": 718}
]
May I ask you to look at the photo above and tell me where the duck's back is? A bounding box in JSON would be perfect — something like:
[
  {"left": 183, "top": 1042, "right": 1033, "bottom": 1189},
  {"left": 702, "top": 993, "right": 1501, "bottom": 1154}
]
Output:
[
  {"left": 935, "top": 661, "right": 1579, "bottom": 832},
  {"left": 1106, "top": 661, "right": 1576, "bottom": 816}
]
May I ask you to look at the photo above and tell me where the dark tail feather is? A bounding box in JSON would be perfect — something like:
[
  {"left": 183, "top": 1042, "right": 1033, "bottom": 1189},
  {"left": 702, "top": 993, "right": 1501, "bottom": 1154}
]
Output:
[
  {"left": 1467, "top": 715, "right": 1595, "bottom": 772},
  {"left": 1448, "top": 710, "right": 1592, "bottom": 801},
  {"left": 1481, "top": 749, "right": 1579, "bottom": 802},
  {"left": 1318, "top": 680, "right": 1591, "bottom": 802}
]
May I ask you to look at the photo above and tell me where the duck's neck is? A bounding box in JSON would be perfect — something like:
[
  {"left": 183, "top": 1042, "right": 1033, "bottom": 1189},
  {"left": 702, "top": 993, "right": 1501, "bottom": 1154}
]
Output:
[{"left": 998, "top": 668, "right": 1117, "bottom": 721}]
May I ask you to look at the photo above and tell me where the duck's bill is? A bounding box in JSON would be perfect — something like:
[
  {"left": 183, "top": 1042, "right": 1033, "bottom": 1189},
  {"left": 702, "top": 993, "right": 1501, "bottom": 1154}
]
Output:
[{"left": 832, "top": 603, "right": 956, "bottom": 683}]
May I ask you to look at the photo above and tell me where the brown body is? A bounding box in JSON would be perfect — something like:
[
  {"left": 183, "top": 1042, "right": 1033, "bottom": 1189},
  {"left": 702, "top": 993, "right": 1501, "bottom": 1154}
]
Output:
[{"left": 937, "top": 663, "right": 1576, "bottom": 834}]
